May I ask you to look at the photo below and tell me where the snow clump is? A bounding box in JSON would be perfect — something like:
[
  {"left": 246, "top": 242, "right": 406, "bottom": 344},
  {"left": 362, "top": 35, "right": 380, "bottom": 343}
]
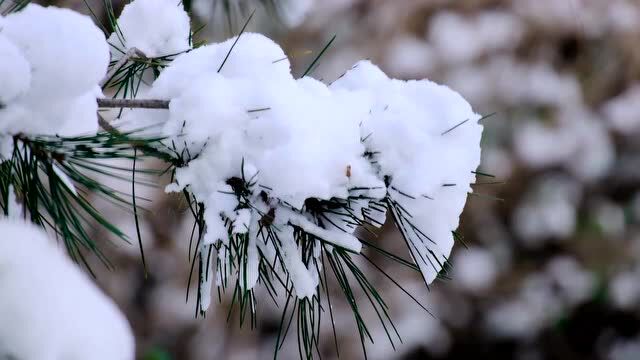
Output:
[
  {"left": 107, "top": 0, "right": 191, "bottom": 59},
  {"left": 124, "top": 32, "right": 483, "bottom": 307},
  {"left": 0, "top": 219, "right": 134, "bottom": 360},
  {"left": 0, "top": 4, "right": 109, "bottom": 158}
]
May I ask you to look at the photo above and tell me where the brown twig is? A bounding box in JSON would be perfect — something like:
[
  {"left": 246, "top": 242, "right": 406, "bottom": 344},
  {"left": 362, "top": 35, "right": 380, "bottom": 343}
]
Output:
[
  {"left": 97, "top": 98, "right": 170, "bottom": 109},
  {"left": 100, "top": 47, "right": 148, "bottom": 87},
  {"left": 97, "top": 113, "right": 118, "bottom": 133}
]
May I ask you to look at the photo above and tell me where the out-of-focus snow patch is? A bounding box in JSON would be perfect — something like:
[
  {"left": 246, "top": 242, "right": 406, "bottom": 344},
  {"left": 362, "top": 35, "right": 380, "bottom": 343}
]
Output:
[
  {"left": 546, "top": 256, "right": 596, "bottom": 305},
  {"left": 610, "top": 268, "right": 640, "bottom": 310},
  {"left": 486, "top": 257, "right": 594, "bottom": 339},
  {"left": 609, "top": 336, "right": 640, "bottom": 360},
  {"left": 590, "top": 199, "right": 626, "bottom": 237},
  {"left": 0, "top": 219, "right": 134, "bottom": 360},
  {"left": 384, "top": 35, "right": 436, "bottom": 77},
  {"left": 453, "top": 247, "right": 498, "bottom": 294},
  {"left": 515, "top": 108, "right": 613, "bottom": 181},
  {"left": 428, "top": 11, "right": 523, "bottom": 65},
  {"left": 486, "top": 273, "right": 562, "bottom": 339},
  {"left": 447, "top": 58, "right": 582, "bottom": 108},
  {"left": 192, "top": 0, "right": 314, "bottom": 28},
  {"left": 513, "top": 175, "right": 581, "bottom": 245},
  {"left": 604, "top": 85, "right": 640, "bottom": 134}
]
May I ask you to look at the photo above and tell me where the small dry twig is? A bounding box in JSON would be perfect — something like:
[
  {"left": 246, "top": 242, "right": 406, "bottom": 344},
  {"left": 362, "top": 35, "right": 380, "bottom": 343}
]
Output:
[
  {"left": 97, "top": 98, "right": 170, "bottom": 109},
  {"left": 100, "top": 47, "right": 148, "bottom": 87}
]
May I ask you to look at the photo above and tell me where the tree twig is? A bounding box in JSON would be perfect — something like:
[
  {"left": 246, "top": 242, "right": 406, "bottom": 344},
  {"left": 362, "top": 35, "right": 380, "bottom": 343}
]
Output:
[
  {"left": 100, "top": 47, "right": 148, "bottom": 87},
  {"left": 97, "top": 113, "right": 118, "bottom": 133},
  {"left": 97, "top": 98, "right": 170, "bottom": 109}
]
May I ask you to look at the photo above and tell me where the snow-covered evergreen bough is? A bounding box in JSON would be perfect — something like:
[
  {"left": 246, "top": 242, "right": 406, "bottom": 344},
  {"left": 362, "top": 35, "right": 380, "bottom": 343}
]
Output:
[{"left": 0, "top": 1, "right": 483, "bottom": 358}]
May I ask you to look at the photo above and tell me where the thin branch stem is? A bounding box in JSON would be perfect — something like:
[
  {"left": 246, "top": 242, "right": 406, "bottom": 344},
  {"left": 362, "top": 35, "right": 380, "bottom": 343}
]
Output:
[
  {"left": 97, "top": 113, "right": 117, "bottom": 133},
  {"left": 100, "top": 47, "right": 147, "bottom": 87},
  {"left": 97, "top": 98, "right": 170, "bottom": 109}
]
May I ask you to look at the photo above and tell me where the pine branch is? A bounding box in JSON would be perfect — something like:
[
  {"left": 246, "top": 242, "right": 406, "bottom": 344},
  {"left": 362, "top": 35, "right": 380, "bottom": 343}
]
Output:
[{"left": 2, "top": 130, "right": 165, "bottom": 271}]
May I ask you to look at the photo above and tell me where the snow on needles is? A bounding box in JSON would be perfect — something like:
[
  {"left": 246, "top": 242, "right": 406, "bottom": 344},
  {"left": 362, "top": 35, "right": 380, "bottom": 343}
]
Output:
[
  {"left": 0, "top": 219, "right": 135, "bottom": 360},
  {"left": 0, "top": 4, "right": 109, "bottom": 158},
  {"left": 107, "top": 0, "right": 191, "bottom": 58},
  {"left": 127, "top": 33, "right": 483, "bottom": 304},
  {"left": 332, "top": 61, "right": 483, "bottom": 284}
]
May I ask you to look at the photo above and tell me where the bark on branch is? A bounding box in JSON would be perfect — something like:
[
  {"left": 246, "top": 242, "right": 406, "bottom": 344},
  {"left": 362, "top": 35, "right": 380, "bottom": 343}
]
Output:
[{"left": 97, "top": 98, "right": 170, "bottom": 109}]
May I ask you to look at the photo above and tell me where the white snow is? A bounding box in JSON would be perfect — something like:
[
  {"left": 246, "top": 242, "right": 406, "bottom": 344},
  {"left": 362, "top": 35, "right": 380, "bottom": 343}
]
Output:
[
  {"left": 546, "top": 256, "right": 595, "bottom": 305},
  {"left": 52, "top": 163, "right": 79, "bottom": 197},
  {"left": 232, "top": 208, "right": 251, "bottom": 234},
  {"left": 286, "top": 210, "right": 361, "bottom": 252},
  {"left": 0, "top": 219, "right": 134, "bottom": 360},
  {"left": 608, "top": 0, "right": 640, "bottom": 33},
  {"left": 123, "top": 33, "right": 482, "bottom": 299},
  {"left": 333, "top": 60, "right": 483, "bottom": 284},
  {"left": 591, "top": 200, "right": 626, "bottom": 237},
  {"left": 485, "top": 274, "right": 561, "bottom": 339},
  {"left": 485, "top": 257, "right": 595, "bottom": 339},
  {"left": 604, "top": 84, "right": 640, "bottom": 134},
  {"left": 6, "top": 185, "right": 22, "bottom": 219},
  {"left": 199, "top": 244, "right": 215, "bottom": 312},
  {"left": 0, "top": 4, "right": 109, "bottom": 138},
  {"left": 513, "top": 175, "right": 581, "bottom": 245},
  {"left": 609, "top": 337, "right": 640, "bottom": 360},
  {"left": 0, "top": 34, "right": 30, "bottom": 106},
  {"left": 384, "top": 35, "right": 436, "bottom": 77},
  {"left": 453, "top": 247, "right": 498, "bottom": 293},
  {"left": 610, "top": 268, "right": 640, "bottom": 310},
  {"left": 428, "top": 11, "right": 523, "bottom": 65},
  {"left": 485, "top": 273, "right": 562, "bottom": 339},
  {"left": 278, "top": 0, "right": 314, "bottom": 27},
  {"left": 192, "top": 0, "right": 314, "bottom": 28},
  {"left": 515, "top": 108, "right": 613, "bottom": 181},
  {"left": 108, "top": 0, "right": 191, "bottom": 58},
  {"left": 447, "top": 57, "right": 582, "bottom": 108}
]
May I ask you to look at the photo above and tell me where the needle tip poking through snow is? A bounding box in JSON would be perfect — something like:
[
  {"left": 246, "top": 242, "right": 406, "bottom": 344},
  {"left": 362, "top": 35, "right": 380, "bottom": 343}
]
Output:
[{"left": 0, "top": 219, "right": 134, "bottom": 360}]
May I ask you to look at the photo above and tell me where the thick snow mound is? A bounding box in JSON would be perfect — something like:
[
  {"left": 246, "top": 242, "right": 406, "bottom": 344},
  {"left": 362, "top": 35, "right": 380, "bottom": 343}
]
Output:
[
  {"left": 0, "top": 4, "right": 109, "bottom": 140},
  {"left": 108, "top": 0, "right": 191, "bottom": 58}
]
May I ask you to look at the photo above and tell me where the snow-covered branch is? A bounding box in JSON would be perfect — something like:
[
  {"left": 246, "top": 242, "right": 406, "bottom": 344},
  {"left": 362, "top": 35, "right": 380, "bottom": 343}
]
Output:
[{"left": 0, "top": 1, "right": 484, "bottom": 358}]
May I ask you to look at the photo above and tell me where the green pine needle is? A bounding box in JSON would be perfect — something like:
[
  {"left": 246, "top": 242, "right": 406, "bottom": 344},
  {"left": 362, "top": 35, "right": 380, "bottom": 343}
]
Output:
[{"left": 302, "top": 34, "right": 337, "bottom": 77}]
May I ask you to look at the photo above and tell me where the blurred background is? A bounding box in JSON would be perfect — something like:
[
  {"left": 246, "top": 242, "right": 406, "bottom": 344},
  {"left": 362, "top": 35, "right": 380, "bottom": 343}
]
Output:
[{"left": 43, "top": 0, "right": 640, "bottom": 359}]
